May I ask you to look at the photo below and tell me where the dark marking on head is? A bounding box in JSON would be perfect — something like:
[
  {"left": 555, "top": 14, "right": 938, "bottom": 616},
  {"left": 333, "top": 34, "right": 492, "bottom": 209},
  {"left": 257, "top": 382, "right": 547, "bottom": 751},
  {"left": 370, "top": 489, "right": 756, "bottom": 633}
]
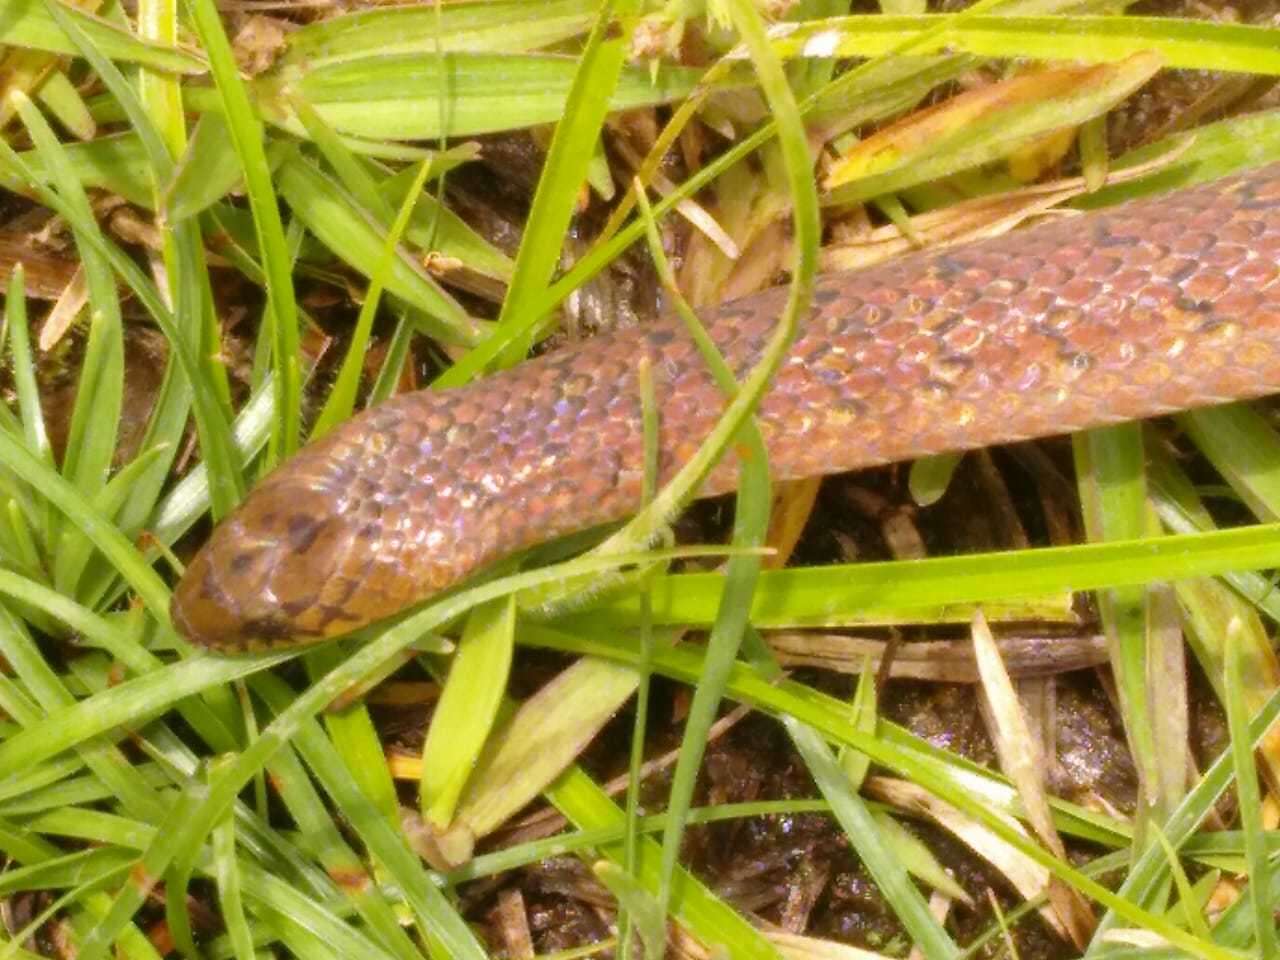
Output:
[
  {"left": 243, "top": 616, "right": 303, "bottom": 643},
  {"left": 282, "top": 596, "right": 318, "bottom": 618},
  {"left": 287, "top": 514, "right": 323, "bottom": 553},
  {"left": 318, "top": 603, "right": 363, "bottom": 628}
]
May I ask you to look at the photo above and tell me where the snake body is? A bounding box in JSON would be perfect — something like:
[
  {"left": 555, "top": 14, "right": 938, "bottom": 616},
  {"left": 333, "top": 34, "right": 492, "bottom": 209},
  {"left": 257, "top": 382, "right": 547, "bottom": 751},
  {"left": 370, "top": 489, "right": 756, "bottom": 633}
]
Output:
[{"left": 172, "top": 163, "right": 1280, "bottom": 651}]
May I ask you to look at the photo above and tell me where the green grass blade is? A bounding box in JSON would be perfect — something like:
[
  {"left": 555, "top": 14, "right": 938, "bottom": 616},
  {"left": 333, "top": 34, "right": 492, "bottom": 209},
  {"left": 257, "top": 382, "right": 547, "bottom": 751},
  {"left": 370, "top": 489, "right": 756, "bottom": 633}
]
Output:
[
  {"left": 163, "top": 110, "right": 249, "bottom": 221},
  {"left": 0, "top": 427, "right": 170, "bottom": 625},
  {"left": 784, "top": 713, "right": 959, "bottom": 959},
  {"left": 1073, "top": 426, "right": 1160, "bottom": 836},
  {"left": 576, "top": 523, "right": 1280, "bottom": 628},
  {"left": 147, "top": 377, "right": 275, "bottom": 546},
  {"left": 282, "top": 0, "right": 598, "bottom": 67},
  {"left": 3, "top": 267, "right": 53, "bottom": 549},
  {"left": 303, "top": 645, "right": 401, "bottom": 829},
  {"left": 185, "top": 0, "right": 301, "bottom": 465},
  {"left": 3, "top": 0, "right": 204, "bottom": 72},
  {"left": 762, "top": 14, "right": 1280, "bottom": 73},
  {"left": 824, "top": 53, "right": 1160, "bottom": 204},
  {"left": 1180, "top": 404, "right": 1280, "bottom": 521},
  {"left": 12, "top": 92, "right": 123, "bottom": 583},
  {"left": 311, "top": 158, "right": 434, "bottom": 438},
  {"left": 269, "top": 52, "right": 718, "bottom": 142},
  {"left": 420, "top": 595, "right": 515, "bottom": 827},
  {"left": 1223, "top": 621, "right": 1275, "bottom": 956},
  {"left": 210, "top": 761, "right": 256, "bottom": 960},
  {"left": 594, "top": 861, "right": 663, "bottom": 959},
  {"left": 113, "top": 0, "right": 211, "bottom": 552},
  {"left": 466, "top": 0, "right": 635, "bottom": 375},
  {"left": 2, "top": 132, "right": 153, "bottom": 205},
  {"left": 1085, "top": 689, "right": 1280, "bottom": 954},
  {"left": 272, "top": 149, "right": 481, "bottom": 346}
]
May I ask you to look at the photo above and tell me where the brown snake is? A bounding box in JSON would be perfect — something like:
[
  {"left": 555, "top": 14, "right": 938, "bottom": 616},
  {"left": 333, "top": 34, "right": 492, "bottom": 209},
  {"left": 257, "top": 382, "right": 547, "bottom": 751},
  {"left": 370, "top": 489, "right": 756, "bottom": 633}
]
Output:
[{"left": 173, "top": 163, "right": 1280, "bottom": 651}]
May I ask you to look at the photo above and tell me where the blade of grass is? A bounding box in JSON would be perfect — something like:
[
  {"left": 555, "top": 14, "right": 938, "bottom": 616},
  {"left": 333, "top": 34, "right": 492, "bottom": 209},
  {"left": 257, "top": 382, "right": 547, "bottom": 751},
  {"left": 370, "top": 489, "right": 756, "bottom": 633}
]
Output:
[
  {"left": 244, "top": 673, "right": 450, "bottom": 960},
  {"left": 783, "top": 712, "right": 959, "bottom": 959},
  {"left": 453, "top": 654, "right": 643, "bottom": 840},
  {"left": 281, "top": 0, "right": 598, "bottom": 66},
  {"left": 1074, "top": 425, "right": 1160, "bottom": 840},
  {"left": 595, "top": 862, "right": 664, "bottom": 959},
  {"left": 3, "top": 266, "right": 54, "bottom": 552},
  {"left": 2, "top": 132, "right": 153, "bottom": 207},
  {"left": 420, "top": 594, "right": 515, "bottom": 827},
  {"left": 0, "top": 604, "right": 167, "bottom": 824},
  {"left": 1222, "top": 618, "right": 1275, "bottom": 957},
  {"left": 33, "top": 63, "right": 94, "bottom": 141},
  {"left": 432, "top": 0, "right": 1034, "bottom": 387},
  {"left": 483, "top": 0, "right": 638, "bottom": 371},
  {"left": 184, "top": 0, "right": 301, "bottom": 465},
  {"left": 243, "top": 685, "right": 426, "bottom": 960},
  {"left": 1150, "top": 825, "right": 1214, "bottom": 944},
  {"left": 310, "top": 157, "right": 434, "bottom": 438},
  {"left": 0, "top": 568, "right": 241, "bottom": 756},
  {"left": 823, "top": 54, "right": 1162, "bottom": 203},
  {"left": 3, "top": 0, "right": 204, "bottom": 72},
  {"left": 621, "top": 350, "right": 663, "bottom": 960},
  {"left": 210, "top": 759, "right": 256, "bottom": 960},
  {"left": 1105, "top": 681, "right": 1280, "bottom": 956},
  {"left": 12, "top": 88, "right": 122, "bottom": 529},
  {"left": 527, "top": 621, "right": 1268, "bottom": 960},
  {"left": 0, "top": 424, "right": 171, "bottom": 626},
  {"left": 758, "top": 14, "right": 1280, "bottom": 73},
  {"left": 272, "top": 149, "right": 481, "bottom": 346},
  {"left": 1180, "top": 404, "right": 1280, "bottom": 522},
  {"left": 271, "top": 52, "right": 717, "bottom": 142},
  {"left": 573, "top": 522, "right": 1280, "bottom": 628}
]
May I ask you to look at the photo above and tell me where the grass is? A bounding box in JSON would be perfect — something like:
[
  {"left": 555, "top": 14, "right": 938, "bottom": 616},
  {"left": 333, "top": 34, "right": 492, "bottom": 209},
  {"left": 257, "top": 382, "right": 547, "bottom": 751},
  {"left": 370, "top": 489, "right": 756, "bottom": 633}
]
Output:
[{"left": 2, "top": 1, "right": 1280, "bottom": 959}]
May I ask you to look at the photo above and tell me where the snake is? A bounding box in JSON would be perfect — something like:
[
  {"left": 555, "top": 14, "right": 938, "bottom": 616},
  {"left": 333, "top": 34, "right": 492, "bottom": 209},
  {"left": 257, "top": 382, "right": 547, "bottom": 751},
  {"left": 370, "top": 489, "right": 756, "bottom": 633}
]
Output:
[{"left": 172, "top": 161, "right": 1280, "bottom": 651}]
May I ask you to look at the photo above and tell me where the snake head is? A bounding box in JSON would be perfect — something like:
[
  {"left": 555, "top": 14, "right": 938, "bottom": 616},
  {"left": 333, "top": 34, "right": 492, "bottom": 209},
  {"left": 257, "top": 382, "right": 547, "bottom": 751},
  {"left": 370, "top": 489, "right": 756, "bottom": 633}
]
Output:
[
  {"left": 170, "top": 397, "right": 497, "bottom": 653},
  {"left": 170, "top": 475, "right": 383, "bottom": 652}
]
